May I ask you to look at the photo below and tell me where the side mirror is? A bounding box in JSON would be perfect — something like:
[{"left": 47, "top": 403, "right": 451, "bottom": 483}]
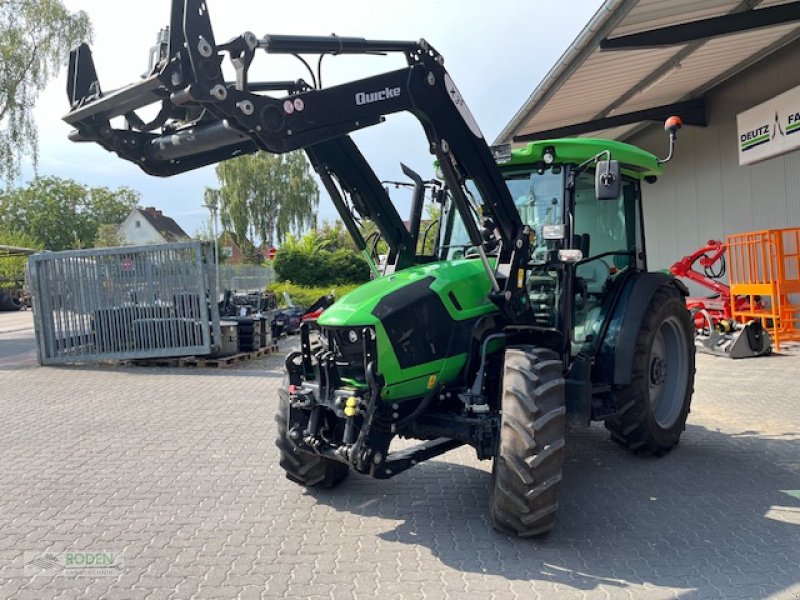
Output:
[{"left": 595, "top": 160, "right": 621, "bottom": 200}]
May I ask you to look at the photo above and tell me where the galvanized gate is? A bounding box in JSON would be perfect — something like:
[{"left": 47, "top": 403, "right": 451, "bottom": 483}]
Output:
[{"left": 28, "top": 242, "right": 221, "bottom": 365}]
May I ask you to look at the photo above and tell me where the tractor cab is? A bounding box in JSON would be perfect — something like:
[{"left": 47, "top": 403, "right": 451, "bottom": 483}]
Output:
[{"left": 438, "top": 138, "right": 663, "bottom": 355}]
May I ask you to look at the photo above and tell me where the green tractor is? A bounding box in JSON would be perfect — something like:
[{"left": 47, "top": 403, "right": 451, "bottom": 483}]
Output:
[
  {"left": 63, "top": 0, "right": 694, "bottom": 536},
  {"left": 281, "top": 136, "right": 695, "bottom": 535}
]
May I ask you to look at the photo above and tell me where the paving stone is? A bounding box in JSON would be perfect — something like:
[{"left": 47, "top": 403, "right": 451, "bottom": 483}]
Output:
[{"left": 1, "top": 325, "right": 798, "bottom": 600}]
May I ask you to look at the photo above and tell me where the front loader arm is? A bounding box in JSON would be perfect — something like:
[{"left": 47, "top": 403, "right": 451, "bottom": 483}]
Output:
[
  {"left": 306, "top": 137, "right": 415, "bottom": 271},
  {"left": 63, "top": 0, "right": 533, "bottom": 320}
]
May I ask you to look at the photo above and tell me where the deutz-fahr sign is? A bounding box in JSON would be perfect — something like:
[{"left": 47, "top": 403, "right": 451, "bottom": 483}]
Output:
[{"left": 737, "top": 84, "right": 800, "bottom": 166}]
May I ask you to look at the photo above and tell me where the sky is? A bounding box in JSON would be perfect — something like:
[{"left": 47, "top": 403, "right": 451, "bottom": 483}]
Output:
[{"left": 23, "top": 0, "right": 603, "bottom": 240}]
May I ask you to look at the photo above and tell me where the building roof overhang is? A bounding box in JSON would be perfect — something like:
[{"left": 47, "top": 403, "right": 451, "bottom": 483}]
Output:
[{"left": 496, "top": 0, "right": 800, "bottom": 144}]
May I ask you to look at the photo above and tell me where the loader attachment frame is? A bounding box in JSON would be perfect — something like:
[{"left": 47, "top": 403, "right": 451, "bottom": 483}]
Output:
[{"left": 63, "top": 0, "right": 534, "bottom": 319}]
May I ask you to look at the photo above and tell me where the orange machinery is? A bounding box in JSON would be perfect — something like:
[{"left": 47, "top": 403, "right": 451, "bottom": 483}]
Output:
[{"left": 726, "top": 227, "right": 800, "bottom": 351}]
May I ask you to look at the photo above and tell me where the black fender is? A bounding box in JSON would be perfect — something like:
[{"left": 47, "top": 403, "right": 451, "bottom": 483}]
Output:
[{"left": 597, "top": 272, "right": 688, "bottom": 386}]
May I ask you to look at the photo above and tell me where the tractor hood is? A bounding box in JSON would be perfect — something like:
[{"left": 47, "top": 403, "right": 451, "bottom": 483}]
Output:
[
  {"left": 316, "top": 259, "right": 499, "bottom": 401},
  {"left": 318, "top": 258, "right": 497, "bottom": 329}
]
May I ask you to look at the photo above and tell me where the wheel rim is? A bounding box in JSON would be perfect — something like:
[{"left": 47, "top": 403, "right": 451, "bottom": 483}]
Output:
[{"left": 649, "top": 316, "right": 688, "bottom": 429}]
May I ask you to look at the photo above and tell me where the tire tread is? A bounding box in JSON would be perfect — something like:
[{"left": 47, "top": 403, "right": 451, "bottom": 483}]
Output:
[{"left": 490, "top": 347, "right": 566, "bottom": 537}]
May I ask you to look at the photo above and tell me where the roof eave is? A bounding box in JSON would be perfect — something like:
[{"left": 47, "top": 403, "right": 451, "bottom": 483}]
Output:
[{"left": 494, "top": 0, "right": 638, "bottom": 145}]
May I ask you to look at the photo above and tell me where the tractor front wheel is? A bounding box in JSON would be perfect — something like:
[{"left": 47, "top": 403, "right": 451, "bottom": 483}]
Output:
[
  {"left": 275, "top": 387, "right": 349, "bottom": 488},
  {"left": 490, "top": 346, "right": 566, "bottom": 537},
  {"left": 605, "top": 285, "right": 695, "bottom": 455}
]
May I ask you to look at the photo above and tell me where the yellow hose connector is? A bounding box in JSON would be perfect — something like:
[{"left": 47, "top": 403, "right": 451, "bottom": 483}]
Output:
[{"left": 344, "top": 396, "right": 359, "bottom": 417}]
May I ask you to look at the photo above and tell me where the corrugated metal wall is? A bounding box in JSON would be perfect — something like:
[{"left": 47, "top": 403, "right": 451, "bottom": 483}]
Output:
[{"left": 628, "top": 38, "right": 800, "bottom": 271}]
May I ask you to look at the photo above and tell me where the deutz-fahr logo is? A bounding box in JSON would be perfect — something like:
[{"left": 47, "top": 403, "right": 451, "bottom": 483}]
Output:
[{"left": 355, "top": 87, "right": 401, "bottom": 106}]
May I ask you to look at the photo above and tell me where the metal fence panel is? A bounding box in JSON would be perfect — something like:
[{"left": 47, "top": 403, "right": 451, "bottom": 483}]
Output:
[
  {"left": 218, "top": 264, "right": 275, "bottom": 292},
  {"left": 29, "top": 242, "right": 221, "bottom": 365}
]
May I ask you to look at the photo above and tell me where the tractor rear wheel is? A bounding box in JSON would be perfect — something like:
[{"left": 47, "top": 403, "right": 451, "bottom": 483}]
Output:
[
  {"left": 605, "top": 285, "right": 695, "bottom": 455},
  {"left": 0, "top": 292, "right": 22, "bottom": 312},
  {"left": 275, "top": 387, "right": 349, "bottom": 488},
  {"left": 490, "top": 346, "right": 566, "bottom": 537}
]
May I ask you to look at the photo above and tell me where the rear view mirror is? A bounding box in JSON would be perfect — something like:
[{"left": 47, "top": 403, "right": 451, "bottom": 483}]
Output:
[{"left": 595, "top": 160, "right": 621, "bottom": 200}]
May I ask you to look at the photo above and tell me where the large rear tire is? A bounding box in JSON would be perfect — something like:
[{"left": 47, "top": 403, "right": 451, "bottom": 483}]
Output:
[
  {"left": 275, "top": 387, "right": 349, "bottom": 488},
  {"left": 604, "top": 285, "right": 695, "bottom": 455},
  {"left": 490, "top": 347, "right": 566, "bottom": 537},
  {"left": 0, "top": 292, "right": 22, "bottom": 312}
]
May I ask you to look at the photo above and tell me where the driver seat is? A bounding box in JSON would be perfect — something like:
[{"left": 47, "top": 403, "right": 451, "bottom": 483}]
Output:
[
  {"left": 574, "top": 234, "right": 610, "bottom": 295},
  {"left": 577, "top": 261, "right": 611, "bottom": 295}
]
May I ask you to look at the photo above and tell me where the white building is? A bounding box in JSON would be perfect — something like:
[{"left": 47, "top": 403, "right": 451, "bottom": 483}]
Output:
[
  {"left": 496, "top": 0, "right": 800, "bottom": 270},
  {"left": 118, "top": 207, "right": 190, "bottom": 246}
]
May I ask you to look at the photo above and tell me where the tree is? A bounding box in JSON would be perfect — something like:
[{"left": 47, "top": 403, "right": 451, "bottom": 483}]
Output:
[
  {"left": 194, "top": 218, "right": 215, "bottom": 242},
  {"left": 0, "top": 176, "right": 140, "bottom": 250},
  {"left": 88, "top": 186, "right": 139, "bottom": 226},
  {"left": 318, "top": 220, "right": 357, "bottom": 252},
  {"left": 93, "top": 224, "right": 121, "bottom": 248},
  {"left": 0, "top": 228, "right": 40, "bottom": 285},
  {"left": 211, "top": 151, "right": 319, "bottom": 247},
  {"left": 0, "top": 1, "right": 92, "bottom": 182},
  {"left": 421, "top": 202, "right": 441, "bottom": 255}
]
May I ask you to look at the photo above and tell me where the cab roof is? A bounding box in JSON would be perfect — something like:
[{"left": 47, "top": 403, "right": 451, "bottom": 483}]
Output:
[{"left": 502, "top": 138, "right": 663, "bottom": 179}]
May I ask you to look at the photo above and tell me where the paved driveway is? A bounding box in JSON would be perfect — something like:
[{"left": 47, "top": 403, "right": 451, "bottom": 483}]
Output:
[{"left": 0, "top": 312, "right": 798, "bottom": 599}]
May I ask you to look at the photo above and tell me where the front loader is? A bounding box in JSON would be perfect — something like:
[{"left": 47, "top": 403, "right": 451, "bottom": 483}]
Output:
[{"left": 64, "top": 0, "right": 695, "bottom": 536}]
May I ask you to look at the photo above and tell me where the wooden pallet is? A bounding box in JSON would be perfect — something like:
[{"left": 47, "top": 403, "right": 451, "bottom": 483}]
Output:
[
  {"left": 183, "top": 352, "right": 253, "bottom": 368},
  {"left": 125, "top": 357, "right": 184, "bottom": 368},
  {"left": 124, "top": 343, "right": 280, "bottom": 369},
  {"left": 182, "top": 344, "right": 281, "bottom": 368}
]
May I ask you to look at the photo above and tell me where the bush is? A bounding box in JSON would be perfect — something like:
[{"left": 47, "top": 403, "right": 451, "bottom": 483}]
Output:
[
  {"left": 0, "top": 228, "right": 40, "bottom": 286},
  {"left": 267, "top": 282, "right": 361, "bottom": 308},
  {"left": 274, "top": 247, "right": 369, "bottom": 286}
]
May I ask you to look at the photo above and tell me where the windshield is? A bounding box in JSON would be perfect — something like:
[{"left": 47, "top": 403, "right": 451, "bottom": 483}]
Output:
[{"left": 443, "top": 168, "right": 565, "bottom": 263}]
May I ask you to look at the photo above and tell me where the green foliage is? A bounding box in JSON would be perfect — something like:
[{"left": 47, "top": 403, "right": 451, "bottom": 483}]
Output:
[
  {"left": 89, "top": 186, "right": 140, "bottom": 225},
  {"left": 193, "top": 218, "right": 216, "bottom": 242},
  {"left": 210, "top": 151, "right": 319, "bottom": 247},
  {"left": 358, "top": 218, "right": 389, "bottom": 258},
  {"left": 267, "top": 282, "right": 360, "bottom": 308},
  {"left": 328, "top": 250, "right": 371, "bottom": 284},
  {"left": 420, "top": 202, "right": 441, "bottom": 255},
  {"left": 317, "top": 220, "right": 357, "bottom": 252},
  {"left": 280, "top": 230, "right": 330, "bottom": 254},
  {"left": 0, "top": 228, "right": 40, "bottom": 285},
  {"left": 274, "top": 238, "right": 370, "bottom": 287},
  {"left": 241, "top": 242, "right": 264, "bottom": 265},
  {"left": 93, "top": 224, "right": 121, "bottom": 248},
  {"left": 0, "top": 0, "right": 93, "bottom": 181},
  {"left": 0, "top": 176, "right": 140, "bottom": 250}
]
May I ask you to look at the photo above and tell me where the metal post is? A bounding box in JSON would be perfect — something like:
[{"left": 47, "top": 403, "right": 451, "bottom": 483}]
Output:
[{"left": 212, "top": 206, "right": 220, "bottom": 299}]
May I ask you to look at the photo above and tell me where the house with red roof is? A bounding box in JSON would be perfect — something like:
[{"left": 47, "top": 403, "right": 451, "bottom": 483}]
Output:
[{"left": 118, "top": 207, "right": 191, "bottom": 245}]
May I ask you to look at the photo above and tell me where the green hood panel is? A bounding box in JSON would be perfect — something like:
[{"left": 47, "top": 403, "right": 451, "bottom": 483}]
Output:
[
  {"left": 318, "top": 258, "right": 496, "bottom": 327},
  {"left": 318, "top": 259, "right": 499, "bottom": 401}
]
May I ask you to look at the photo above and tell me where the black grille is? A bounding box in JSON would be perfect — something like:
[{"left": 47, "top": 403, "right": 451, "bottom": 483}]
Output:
[
  {"left": 372, "top": 277, "right": 470, "bottom": 369},
  {"left": 321, "top": 326, "right": 367, "bottom": 382}
]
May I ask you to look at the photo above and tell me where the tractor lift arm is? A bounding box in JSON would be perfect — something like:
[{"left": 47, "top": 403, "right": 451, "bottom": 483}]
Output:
[{"left": 63, "top": 0, "right": 532, "bottom": 321}]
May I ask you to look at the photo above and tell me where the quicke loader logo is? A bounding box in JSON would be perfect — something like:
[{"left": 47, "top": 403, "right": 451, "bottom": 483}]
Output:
[{"left": 355, "top": 87, "right": 401, "bottom": 106}]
